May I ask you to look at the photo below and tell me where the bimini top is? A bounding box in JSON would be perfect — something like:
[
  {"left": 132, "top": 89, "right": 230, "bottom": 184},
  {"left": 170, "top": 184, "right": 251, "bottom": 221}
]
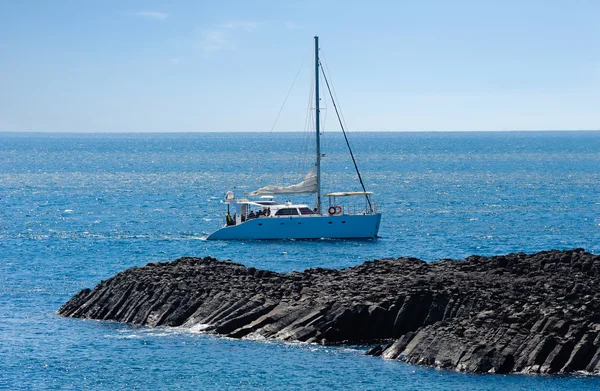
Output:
[{"left": 324, "top": 191, "right": 373, "bottom": 197}]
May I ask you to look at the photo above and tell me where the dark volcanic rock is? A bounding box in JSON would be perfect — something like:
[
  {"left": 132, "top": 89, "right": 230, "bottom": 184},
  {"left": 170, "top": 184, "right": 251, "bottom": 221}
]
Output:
[{"left": 59, "top": 249, "right": 600, "bottom": 375}]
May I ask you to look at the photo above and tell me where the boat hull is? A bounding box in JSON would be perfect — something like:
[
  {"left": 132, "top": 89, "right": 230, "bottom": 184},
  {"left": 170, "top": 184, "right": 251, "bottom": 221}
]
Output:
[{"left": 206, "top": 213, "right": 381, "bottom": 240}]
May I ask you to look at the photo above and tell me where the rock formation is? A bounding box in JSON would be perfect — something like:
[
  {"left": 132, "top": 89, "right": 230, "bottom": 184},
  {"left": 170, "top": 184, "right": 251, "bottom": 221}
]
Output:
[{"left": 59, "top": 249, "right": 600, "bottom": 375}]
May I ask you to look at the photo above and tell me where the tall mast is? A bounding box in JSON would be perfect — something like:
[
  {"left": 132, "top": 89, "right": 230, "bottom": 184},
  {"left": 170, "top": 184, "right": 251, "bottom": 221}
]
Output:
[{"left": 315, "top": 36, "right": 321, "bottom": 214}]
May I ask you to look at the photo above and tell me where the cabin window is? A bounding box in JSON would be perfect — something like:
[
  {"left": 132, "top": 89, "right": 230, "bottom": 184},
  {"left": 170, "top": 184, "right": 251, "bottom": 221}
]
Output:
[
  {"left": 275, "top": 208, "right": 299, "bottom": 216},
  {"left": 298, "top": 207, "right": 317, "bottom": 215}
]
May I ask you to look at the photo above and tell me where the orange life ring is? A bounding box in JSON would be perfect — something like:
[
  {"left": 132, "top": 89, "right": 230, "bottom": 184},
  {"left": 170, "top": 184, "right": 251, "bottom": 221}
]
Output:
[
  {"left": 335, "top": 205, "right": 342, "bottom": 214},
  {"left": 328, "top": 206, "right": 336, "bottom": 215}
]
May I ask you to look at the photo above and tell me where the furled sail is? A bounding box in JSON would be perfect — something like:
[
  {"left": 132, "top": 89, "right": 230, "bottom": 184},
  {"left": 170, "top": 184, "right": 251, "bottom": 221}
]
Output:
[{"left": 247, "top": 166, "right": 317, "bottom": 196}]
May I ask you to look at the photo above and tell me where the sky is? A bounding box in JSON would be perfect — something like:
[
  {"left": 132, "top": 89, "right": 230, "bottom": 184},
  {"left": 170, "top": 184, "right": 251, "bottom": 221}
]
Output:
[{"left": 0, "top": 0, "right": 599, "bottom": 132}]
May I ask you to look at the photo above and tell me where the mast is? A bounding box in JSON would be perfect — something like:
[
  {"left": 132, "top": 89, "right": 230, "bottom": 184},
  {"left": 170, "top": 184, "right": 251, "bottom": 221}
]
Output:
[{"left": 315, "top": 36, "right": 321, "bottom": 214}]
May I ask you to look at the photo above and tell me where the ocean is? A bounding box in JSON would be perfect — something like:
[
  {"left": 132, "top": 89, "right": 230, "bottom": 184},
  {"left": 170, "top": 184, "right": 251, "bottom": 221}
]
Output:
[{"left": 1, "top": 131, "right": 600, "bottom": 390}]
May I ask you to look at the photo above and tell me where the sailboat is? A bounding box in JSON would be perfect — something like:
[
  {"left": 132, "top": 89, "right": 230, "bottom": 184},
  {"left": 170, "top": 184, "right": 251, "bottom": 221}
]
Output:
[{"left": 207, "top": 36, "right": 381, "bottom": 240}]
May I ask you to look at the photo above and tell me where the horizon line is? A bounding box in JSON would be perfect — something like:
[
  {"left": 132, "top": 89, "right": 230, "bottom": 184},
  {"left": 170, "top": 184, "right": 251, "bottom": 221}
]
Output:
[{"left": 1, "top": 129, "right": 599, "bottom": 135}]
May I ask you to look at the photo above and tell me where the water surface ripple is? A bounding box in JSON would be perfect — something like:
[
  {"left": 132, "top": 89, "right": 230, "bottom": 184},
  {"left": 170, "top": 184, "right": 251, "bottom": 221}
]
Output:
[{"left": 1, "top": 131, "right": 599, "bottom": 390}]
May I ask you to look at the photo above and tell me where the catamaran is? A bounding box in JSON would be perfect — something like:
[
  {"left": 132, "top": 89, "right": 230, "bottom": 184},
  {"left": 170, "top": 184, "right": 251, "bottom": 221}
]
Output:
[{"left": 207, "top": 36, "right": 381, "bottom": 240}]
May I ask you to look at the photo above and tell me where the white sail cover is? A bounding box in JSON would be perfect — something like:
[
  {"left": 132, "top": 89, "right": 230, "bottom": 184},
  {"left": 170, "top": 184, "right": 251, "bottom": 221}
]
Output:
[{"left": 247, "top": 166, "right": 317, "bottom": 196}]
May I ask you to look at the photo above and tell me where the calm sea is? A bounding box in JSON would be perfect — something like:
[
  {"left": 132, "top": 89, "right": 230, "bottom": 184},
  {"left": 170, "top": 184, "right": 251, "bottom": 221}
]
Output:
[{"left": 1, "top": 131, "right": 600, "bottom": 390}]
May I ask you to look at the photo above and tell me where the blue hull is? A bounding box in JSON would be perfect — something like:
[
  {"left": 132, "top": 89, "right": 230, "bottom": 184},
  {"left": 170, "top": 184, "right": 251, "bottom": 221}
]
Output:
[{"left": 206, "top": 214, "right": 381, "bottom": 240}]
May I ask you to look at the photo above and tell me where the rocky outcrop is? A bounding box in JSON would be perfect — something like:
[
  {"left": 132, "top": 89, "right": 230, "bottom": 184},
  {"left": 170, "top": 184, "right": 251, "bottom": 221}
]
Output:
[{"left": 59, "top": 249, "right": 600, "bottom": 375}]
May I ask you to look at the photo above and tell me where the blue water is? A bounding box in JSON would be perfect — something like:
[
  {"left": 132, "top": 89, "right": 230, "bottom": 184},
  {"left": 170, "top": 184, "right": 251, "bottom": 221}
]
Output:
[{"left": 2, "top": 131, "right": 600, "bottom": 390}]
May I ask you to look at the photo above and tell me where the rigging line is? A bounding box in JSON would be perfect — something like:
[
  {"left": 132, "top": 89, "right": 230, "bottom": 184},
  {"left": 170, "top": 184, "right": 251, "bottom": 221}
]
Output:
[
  {"left": 276, "top": 55, "right": 311, "bottom": 186},
  {"left": 318, "top": 83, "right": 327, "bottom": 175},
  {"left": 319, "top": 61, "right": 374, "bottom": 213},
  {"left": 303, "top": 70, "right": 316, "bottom": 173},
  {"left": 269, "top": 57, "right": 306, "bottom": 134},
  {"left": 281, "top": 65, "right": 312, "bottom": 187},
  {"left": 320, "top": 54, "right": 350, "bottom": 133},
  {"left": 320, "top": 55, "right": 345, "bottom": 168},
  {"left": 297, "top": 69, "right": 315, "bottom": 181}
]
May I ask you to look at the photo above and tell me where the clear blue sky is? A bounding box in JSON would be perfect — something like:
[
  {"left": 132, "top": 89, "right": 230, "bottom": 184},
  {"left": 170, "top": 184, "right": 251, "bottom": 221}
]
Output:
[{"left": 1, "top": 0, "right": 598, "bottom": 132}]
